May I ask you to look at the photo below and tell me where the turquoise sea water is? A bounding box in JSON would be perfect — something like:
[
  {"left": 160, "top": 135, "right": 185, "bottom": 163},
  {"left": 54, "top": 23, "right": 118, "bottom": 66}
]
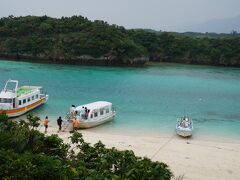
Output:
[{"left": 0, "top": 60, "right": 240, "bottom": 140}]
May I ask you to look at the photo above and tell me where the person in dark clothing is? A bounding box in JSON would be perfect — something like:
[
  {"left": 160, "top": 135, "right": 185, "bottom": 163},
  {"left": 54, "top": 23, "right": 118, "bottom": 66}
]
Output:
[
  {"left": 57, "top": 116, "right": 63, "bottom": 132},
  {"left": 85, "top": 107, "right": 88, "bottom": 119}
]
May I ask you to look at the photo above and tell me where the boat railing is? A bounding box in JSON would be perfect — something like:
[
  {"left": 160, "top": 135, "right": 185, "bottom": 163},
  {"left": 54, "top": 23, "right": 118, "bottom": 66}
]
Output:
[
  {"left": 61, "top": 120, "right": 72, "bottom": 131},
  {"left": 3, "top": 79, "right": 18, "bottom": 93},
  {"left": 65, "top": 112, "right": 71, "bottom": 121},
  {"left": 40, "top": 94, "right": 46, "bottom": 99},
  {"left": 65, "top": 112, "right": 78, "bottom": 121},
  {"left": 112, "top": 105, "right": 116, "bottom": 112}
]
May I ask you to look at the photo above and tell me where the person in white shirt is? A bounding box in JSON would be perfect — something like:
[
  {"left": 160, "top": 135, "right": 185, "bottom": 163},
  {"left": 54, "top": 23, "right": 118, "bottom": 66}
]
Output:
[
  {"left": 70, "top": 105, "right": 76, "bottom": 119},
  {"left": 80, "top": 106, "right": 85, "bottom": 119}
]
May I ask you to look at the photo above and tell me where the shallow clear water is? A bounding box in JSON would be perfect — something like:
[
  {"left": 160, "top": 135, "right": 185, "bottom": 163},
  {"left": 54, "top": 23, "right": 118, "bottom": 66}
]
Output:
[{"left": 1, "top": 60, "right": 240, "bottom": 140}]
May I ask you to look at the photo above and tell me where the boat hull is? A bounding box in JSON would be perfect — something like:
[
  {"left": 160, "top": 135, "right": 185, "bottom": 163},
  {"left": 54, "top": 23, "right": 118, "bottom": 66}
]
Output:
[
  {"left": 0, "top": 97, "right": 48, "bottom": 117},
  {"left": 175, "top": 117, "right": 193, "bottom": 137},
  {"left": 176, "top": 129, "right": 192, "bottom": 137},
  {"left": 78, "top": 113, "right": 115, "bottom": 129}
]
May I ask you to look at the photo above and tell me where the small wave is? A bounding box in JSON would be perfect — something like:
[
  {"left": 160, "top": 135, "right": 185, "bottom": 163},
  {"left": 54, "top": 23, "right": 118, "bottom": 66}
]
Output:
[
  {"left": 206, "top": 111, "right": 240, "bottom": 121},
  {"left": 223, "top": 114, "right": 240, "bottom": 120},
  {"left": 0, "top": 68, "right": 11, "bottom": 72},
  {"left": 193, "top": 118, "right": 239, "bottom": 124}
]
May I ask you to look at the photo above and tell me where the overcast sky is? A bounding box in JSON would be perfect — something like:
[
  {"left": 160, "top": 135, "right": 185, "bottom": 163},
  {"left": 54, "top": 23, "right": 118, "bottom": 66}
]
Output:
[{"left": 1, "top": 0, "right": 240, "bottom": 32}]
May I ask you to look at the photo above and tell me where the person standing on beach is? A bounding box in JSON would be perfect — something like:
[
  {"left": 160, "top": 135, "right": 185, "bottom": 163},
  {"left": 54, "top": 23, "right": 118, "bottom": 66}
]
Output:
[
  {"left": 57, "top": 116, "right": 63, "bottom": 132},
  {"left": 73, "top": 118, "right": 78, "bottom": 132},
  {"left": 43, "top": 116, "right": 49, "bottom": 133}
]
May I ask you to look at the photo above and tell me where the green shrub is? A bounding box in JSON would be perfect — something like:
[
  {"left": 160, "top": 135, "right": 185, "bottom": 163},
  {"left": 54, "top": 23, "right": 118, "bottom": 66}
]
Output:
[{"left": 0, "top": 114, "right": 172, "bottom": 179}]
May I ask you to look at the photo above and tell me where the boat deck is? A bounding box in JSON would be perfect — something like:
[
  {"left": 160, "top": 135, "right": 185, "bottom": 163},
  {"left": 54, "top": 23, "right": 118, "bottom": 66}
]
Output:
[{"left": 17, "top": 87, "right": 33, "bottom": 97}]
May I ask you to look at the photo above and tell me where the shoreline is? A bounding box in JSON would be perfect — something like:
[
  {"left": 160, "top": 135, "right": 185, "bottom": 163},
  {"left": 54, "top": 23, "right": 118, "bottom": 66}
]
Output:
[
  {"left": 40, "top": 126, "right": 240, "bottom": 180},
  {"left": 1, "top": 57, "right": 240, "bottom": 69},
  {"left": 146, "top": 61, "right": 240, "bottom": 68},
  {"left": 15, "top": 114, "right": 240, "bottom": 144},
  {"left": 0, "top": 57, "right": 147, "bottom": 67},
  {"left": 39, "top": 121, "right": 240, "bottom": 144}
]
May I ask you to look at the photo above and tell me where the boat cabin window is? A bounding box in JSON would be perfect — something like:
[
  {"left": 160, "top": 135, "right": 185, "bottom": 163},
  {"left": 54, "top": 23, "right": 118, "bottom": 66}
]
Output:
[
  {"left": 36, "top": 94, "right": 38, "bottom": 99},
  {"left": 100, "top": 108, "right": 104, "bottom": 115},
  {"left": 19, "top": 100, "right": 22, "bottom": 105},
  {"left": 106, "top": 108, "right": 109, "bottom": 113},
  {"left": 90, "top": 114, "right": 93, "bottom": 118},
  {"left": 23, "top": 99, "right": 26, "bottom": 104},
  {"left": 94, "top": 112, "right": 98, "bottom": 117},
  {"left": 0, "top": 98, "right": 12, "bottom": 103},
  {"left": 32, "top": 96, "right": 34, "bottom": 100},
  {"left": 27, "top": 97, "right": 31, "bottom": 102}
]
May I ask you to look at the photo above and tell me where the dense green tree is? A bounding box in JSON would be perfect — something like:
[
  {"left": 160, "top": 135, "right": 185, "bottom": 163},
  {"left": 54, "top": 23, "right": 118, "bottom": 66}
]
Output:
[
  {"left": 128, "top": 29, "right": 240, "bottom": 66},
  {"left": 0, "top": 16, "right": 148, "bottom": 65},
  {"left": 0, "top": 114, "right": 173, "bottom": 179},
  {"left": 0, "top": 15, "right": 239, "bottom": 66}
]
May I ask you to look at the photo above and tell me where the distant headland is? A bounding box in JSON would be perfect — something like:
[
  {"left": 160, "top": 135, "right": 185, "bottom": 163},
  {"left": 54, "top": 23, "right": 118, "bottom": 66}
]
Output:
[{"left": 0, "top": 15, "right": 239, "bottom": 67}]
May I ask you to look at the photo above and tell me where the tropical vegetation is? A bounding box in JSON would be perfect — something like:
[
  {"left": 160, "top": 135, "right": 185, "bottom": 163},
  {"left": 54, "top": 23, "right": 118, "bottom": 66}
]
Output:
[
  {"left": 0, "top": 16, "right": 148, "bottom": 65},
  {"left": 0, "top": 114, "right": 173, "bottom": 179},
  {"left": 128, "top": 30, "right": 240, "bottom": 66},
  {"left": 0, "top": 15, "right": 239, "bottom": 66}
]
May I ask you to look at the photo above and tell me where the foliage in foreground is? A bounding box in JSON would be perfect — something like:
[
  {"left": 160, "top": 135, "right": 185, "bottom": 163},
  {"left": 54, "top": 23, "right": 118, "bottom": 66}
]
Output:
[{"left": 0, "top": 114, "right": 173, "bottom": 179}]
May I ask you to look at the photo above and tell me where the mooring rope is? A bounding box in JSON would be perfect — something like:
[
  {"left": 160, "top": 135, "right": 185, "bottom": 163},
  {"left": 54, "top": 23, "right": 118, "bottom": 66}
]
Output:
[{"left": 151, "top": 135, "right": 176, "bottom": 159}]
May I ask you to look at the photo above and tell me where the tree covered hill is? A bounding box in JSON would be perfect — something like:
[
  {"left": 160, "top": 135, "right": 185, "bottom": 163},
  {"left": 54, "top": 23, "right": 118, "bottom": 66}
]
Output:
[
  {"left": 128, "top": 29, "right": 240, "bottom": 66},
  {"left": 0, "top": 15, "right": 148, "bottom": 66},
  {"left": 0, "top": 15, "right": 240, "bottom": 67}
]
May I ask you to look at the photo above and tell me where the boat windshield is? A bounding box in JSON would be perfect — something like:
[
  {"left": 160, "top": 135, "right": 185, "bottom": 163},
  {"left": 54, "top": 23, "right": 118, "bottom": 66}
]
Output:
[
  {"left": 4, "top": 80, "right": 18, "bottom": 92},
  {"left": 180, "top": 119, "right": 190, "bottom": 128},
  {"left": 0, "top": 98, "right": 12, "bottom": 103}
]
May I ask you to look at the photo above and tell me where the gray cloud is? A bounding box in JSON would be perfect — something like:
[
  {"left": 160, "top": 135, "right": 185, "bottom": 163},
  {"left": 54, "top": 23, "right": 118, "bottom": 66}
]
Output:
[{"left": 1, "top": 0, "right": 240, "bottom": 32}]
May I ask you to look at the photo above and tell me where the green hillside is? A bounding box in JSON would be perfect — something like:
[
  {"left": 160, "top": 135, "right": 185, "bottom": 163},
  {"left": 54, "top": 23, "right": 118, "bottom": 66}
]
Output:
[
  {"left": 0, "top": 15, "right": 240, "bottom": 67},
  {"left": 128, "top": 30, "right": 240, "bottom": 66},
  {"left": 0, "top": 16, "right": 148, "bottom": 65}
]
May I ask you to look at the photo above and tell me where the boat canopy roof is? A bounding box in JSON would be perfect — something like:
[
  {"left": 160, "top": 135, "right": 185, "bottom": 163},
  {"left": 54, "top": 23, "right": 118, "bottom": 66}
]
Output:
[
  {"left": 76, "top": 101, "right": 112, "bottom": 111},
  {"left": 17, "top": 87, "right": 33, "bottom": 97},
  {"left": 1, "top": 79, "right": 43, "bottom": 98},
  {"left": 179, "top": 116, "right": 191, "bottom": 121},
  {"left": 16, "top": 86, "right": 42, "bottom": 97}
]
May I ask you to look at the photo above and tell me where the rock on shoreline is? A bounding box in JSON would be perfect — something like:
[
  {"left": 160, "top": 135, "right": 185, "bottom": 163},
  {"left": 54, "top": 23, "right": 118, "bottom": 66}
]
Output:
[{"left": 0, "top": 54, "right": 149, "bottom": 66}]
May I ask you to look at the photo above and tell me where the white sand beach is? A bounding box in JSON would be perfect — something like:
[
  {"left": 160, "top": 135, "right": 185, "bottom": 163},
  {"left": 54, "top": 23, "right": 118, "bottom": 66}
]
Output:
[{"left": 41, "top": 126, "right": 240, "bottom": 180}]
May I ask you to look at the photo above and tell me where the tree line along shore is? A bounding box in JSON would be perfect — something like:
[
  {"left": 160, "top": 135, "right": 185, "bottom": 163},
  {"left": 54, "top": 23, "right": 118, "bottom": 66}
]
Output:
[{"left": 0, "top": 15, "right": 239, "bottom": 67}]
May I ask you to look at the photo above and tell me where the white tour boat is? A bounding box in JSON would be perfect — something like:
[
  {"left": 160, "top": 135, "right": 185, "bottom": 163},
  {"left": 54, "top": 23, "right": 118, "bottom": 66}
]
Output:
[
  {"left": 0, "top": 79, "right": 49, "bottom": 117},
  {"left": 176, "top": 116, "right": 193, "bottom": 137},
  {"left": 67, "top": 101, "right": 116, "bottom": 128}
]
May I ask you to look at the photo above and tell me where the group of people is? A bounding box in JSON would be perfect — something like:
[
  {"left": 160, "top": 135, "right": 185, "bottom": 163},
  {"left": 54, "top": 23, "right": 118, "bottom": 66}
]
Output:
[
  {"left": 80, "top": 106, "right": 90, "bottom": 119},
  {"left": 43, "top": 115, "right": 79, "bottom": 133},
  {"left": 180, "top": 118, "right": 190, "bottom": 128},
  {"left": 43, "top": 105, "right": 91, "bottom": 133},
  {"left": 69, "top": 105, "right": 90, "bottom": 120}
]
